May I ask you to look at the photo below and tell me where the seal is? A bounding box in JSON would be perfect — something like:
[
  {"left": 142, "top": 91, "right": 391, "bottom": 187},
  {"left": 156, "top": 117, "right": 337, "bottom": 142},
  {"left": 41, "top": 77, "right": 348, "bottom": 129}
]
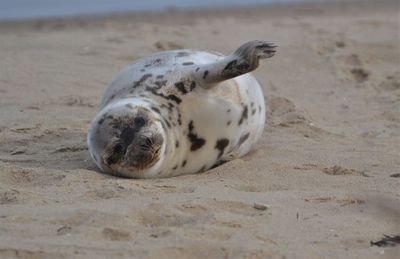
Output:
[{"left": 87, "top": 40, "right": 277, "bottom": 178}]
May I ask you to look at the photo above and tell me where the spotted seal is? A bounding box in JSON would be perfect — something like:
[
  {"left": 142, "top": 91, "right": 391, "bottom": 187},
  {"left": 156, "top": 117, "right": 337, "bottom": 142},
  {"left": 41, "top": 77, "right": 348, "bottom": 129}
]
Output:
[{"left": 87, "top": 40, "right": 277, "bottom": 178}]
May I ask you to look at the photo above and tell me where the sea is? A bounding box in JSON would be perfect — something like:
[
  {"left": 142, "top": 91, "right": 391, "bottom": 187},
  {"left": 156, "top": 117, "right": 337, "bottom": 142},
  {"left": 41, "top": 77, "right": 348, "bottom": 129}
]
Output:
[{"left": 0, "top": 0, "right": 320, "bottom": 21}]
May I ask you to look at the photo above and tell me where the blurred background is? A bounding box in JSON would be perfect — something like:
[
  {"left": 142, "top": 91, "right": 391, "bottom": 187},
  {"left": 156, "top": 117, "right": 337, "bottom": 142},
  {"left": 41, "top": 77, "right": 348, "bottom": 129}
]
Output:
[{"left": 1, "top": 0, "right": 337, "bottom": 20}]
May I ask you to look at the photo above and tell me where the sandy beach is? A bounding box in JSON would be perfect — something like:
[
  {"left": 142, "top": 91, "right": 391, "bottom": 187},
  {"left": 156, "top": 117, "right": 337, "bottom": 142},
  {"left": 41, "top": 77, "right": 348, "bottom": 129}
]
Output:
[{"left": 0, "top": 0, "right": 399, "bottom": 258}]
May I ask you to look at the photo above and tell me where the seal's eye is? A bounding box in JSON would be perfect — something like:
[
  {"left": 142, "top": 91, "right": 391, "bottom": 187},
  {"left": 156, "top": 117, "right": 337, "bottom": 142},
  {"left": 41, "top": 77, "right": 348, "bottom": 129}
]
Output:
[
  {"left": 134, "top": 116, "right": 146, "bottom": 127},
  {"left": 113, "top": 143, "right": 125, "bottom": 154}
]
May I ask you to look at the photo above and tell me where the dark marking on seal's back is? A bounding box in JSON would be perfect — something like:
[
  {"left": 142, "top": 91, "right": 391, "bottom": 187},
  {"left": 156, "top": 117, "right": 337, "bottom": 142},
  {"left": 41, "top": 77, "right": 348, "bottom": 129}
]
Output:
[
  {"left": 187, "top": 120, "right": 206, "bottom": 151},
  {"left": 252, "top": 109, "right": 256, "bottom": 115},
  {"left": 133, "top": 73, "right": 152, "bottom": 88},
  {"left": 98, "top": 118, "right": 105, "bottom": 125},
  {"left": 203, "top": 70, "right": 209, "bottom": 79},
  {"left": 227, "top": 121, "right": 231, "bottom": 126},
  {"left": 176, "top": 52, "right": 190, "bottom": 57},
  {"left": 238, "top": 133, "right": 250, "bottom": 145},
  {"left": 154, "top": 80, "right": 167, "bottom": 88},
  {"left": 196, "top": 67, "right": 200, "bottom": 72},
  {"left": 173, "top": 165, "right": 178, "bottom": 170},
  {"left": 156, "top": 75, "right": 164, "bottom": 79},
  {"left": 215, "top": 138, "right": 229, "bottom": 159},
  {"left": 182, "top": 160, "right": 187, "bottom": 167},
  {"left": 182, "top": 62, "right": 194, "bottom": 66},
  {"left": 175, "top": 140, "right": 179, "bottom": 148},
  {"left": 238, "top": 105, "right": 248, "bottom": 125},
  {"left": 146, "top": 87, "right": 182, "bottom": 104}
]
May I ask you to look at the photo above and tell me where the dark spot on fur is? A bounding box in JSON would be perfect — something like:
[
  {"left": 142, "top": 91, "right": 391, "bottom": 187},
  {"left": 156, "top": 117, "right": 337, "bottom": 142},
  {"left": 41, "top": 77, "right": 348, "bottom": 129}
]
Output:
[
  {"left": 167, "top": 95, "right": 182, "bottom": 104},
  {"left": 215, "top": 138, "right": 229, "bottom": 159},
  {"left": 238, "top": 105, "right": 248, "bottom": 125},
  {"left": 187, "top": 120, "right": 206, "bottom": 151},
  {"left": 110, "top": 94, "right": 115, "bottom": 100},
  {"left": 200, "top": 165, "right": 206, "bottom": 172},
  {"left": 167, "top": 103, "right": 174, "bottom": 112},
  {"left": 156, "top": 75, "right": 164, "bottom": 79},
  {"left": 182, "top": 62, "right": 194, "bottom": 66},
  {"left": 190, "top": 81, "right": 196, "bottom": 91},
  {"left": 203, "top": 70, "right": 209, "bottom": 79},
  {"left": 175, "top": 82, "right": 187, "bottom": 94},
  {"left": 227, "top": 121, "right": 231, "bottom": 126},
  {"left": 176, "top": 52, "right": 189, "bottom": 57},
  {"left": 144, "top": 64, "right": 151, "bottom": 68},
  {"left": 133, "top": 73, "right": 152, "bottom": 88},
  {"left": 259, "top": 105, "right": 262, "bottom": 113},
  {"left": 182, "top": 160, "right": 187, "bottom": 167},
  {"left": 224, "top": 60, "right": 237, "bottom": 71},
  {"left": 227, "top": 109, "right": 231, "bottom": 113},
  {"left": 238, "top": 133, "right": 250, "bottom": 145},
  {"left": 150, "top": 106, "right": 161, "bottom": 114},
  {"left": 140, "top": 69, "right": 145, "bottom": 72},
  {"left": 196, "top": 67, "right": 200, "bottom": 72},
  {"left": 251, "top": 102, "right": 254, "bottom": 107},
  {"left": 177, "top": 113, "right": 182, "bottom": 125},
  {"left": 252, "top": 109, "right": 256, "bottom": 115},
  {"left": 98, "top": 118, "right": 105, "bottom": 125},
  {"left": 165, "top": 119, "right": 171, "bottom": 128},
  {"left": 175, "top": 140, "right": 179, "bottom": 148},
  {"left": 154, "top": 80, "right": 167, "bottom": 88},
  {"left": 146, "top": 87, "right": 182, "bottom": 104},
  {"left": 173, "top": 165, "right": 178, "bottom": 170}
]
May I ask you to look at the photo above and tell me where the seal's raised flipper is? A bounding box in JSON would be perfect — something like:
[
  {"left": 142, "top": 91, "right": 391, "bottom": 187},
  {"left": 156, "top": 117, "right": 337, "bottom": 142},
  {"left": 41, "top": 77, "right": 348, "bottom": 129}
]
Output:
[{"left": 192, "top": 40, "right": 276, "bottom": 88}]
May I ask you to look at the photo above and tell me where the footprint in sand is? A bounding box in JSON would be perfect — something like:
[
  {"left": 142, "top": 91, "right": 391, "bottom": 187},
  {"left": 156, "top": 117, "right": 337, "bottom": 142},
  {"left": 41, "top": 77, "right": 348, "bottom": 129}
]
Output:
[
  {"left": 154, "top": 40, "right": 183, "bottom": 51},
  {"left": 267, "top": 96, "right": 307, "bottom": 127},
  {"left": 375, "top": 72, "right": 400, "bottom": 92},
  {"left": 137, "top": 203, "right": 214, "bottom": 227},
  {"left": 102, "top": 227, "right": 132, "bottom": 241}
]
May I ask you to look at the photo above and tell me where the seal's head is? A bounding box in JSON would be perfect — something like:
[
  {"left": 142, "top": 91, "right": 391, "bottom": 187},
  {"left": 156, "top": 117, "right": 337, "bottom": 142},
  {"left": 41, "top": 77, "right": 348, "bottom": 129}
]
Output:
[{"left": 87, "top": 100, "right": 166, "bottom": 178}]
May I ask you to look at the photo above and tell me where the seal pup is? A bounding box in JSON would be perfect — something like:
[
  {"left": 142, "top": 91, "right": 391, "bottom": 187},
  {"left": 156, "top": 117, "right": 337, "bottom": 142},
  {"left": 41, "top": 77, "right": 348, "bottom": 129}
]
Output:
[{"left": 87, "top": 40, "right": 276, "bottom": 178}]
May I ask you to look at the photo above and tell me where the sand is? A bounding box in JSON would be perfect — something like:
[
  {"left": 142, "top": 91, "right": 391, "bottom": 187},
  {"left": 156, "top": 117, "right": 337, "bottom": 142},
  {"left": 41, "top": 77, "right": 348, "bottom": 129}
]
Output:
[{"left": 0, "top": 0, "right": 399, "bottom": 258}]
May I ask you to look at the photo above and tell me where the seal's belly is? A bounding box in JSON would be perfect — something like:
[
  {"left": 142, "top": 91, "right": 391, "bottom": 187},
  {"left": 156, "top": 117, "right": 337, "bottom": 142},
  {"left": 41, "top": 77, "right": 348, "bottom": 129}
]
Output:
[{"left": 172, "top": 74, "right": 265, "bottom": 176}]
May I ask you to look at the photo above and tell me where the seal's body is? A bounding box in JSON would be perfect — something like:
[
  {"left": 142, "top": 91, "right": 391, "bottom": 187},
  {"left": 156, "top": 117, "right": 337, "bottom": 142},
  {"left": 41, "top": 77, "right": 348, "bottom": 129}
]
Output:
[{"left": 88, "top": 40, "right": 276, "bottom": 178}]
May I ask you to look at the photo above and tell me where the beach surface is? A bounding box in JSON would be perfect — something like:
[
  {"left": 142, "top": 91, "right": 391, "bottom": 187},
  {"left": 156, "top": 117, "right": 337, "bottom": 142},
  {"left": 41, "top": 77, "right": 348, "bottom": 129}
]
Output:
[{"left": 0, "top": 1, "right": 399, "bottom": 258}]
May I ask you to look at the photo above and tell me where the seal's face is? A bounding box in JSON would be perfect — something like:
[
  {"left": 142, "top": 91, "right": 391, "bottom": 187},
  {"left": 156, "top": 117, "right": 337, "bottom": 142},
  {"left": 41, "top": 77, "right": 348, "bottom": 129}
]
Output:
[{"left": 88, "top": 103, "right": 165, "bottom": 178}]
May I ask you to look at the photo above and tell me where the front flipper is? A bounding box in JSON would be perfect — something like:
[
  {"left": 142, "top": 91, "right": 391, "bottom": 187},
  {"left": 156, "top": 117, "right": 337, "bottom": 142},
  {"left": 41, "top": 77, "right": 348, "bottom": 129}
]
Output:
[{"left": 192, "top": 40, "right": 277, "bottom": 88}]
